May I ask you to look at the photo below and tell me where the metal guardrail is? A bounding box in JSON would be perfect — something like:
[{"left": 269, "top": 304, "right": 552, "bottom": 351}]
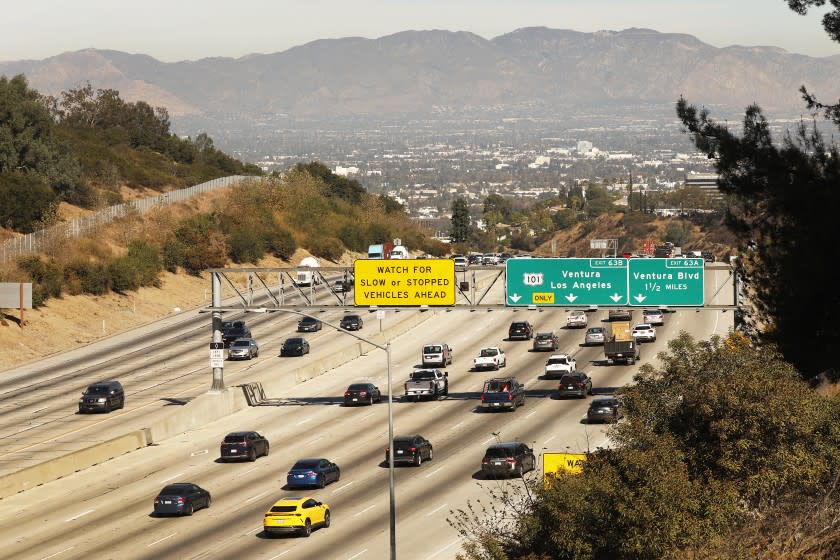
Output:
[{"left": 1, "top": 175, "right": 263, "bottom": 264}]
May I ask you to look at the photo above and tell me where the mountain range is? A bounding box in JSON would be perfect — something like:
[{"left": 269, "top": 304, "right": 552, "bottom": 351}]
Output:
[{"left": 2, "top": 27, "right": 838, "bottom": 122}]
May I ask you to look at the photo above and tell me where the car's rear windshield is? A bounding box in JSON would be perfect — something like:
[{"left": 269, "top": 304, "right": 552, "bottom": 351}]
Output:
[
  {"left": 270, "top": 505, "right": 298, "bottom": 513},
  {"left": 160, "top": 484, "right": 190, "bottom": 494},
  {"left": 591, "top": 399, "right": 616, "bottom": 407},
  {"left": 560, "top": 374, "right": 581, "bottom": 383},
  {"left": 480, "top": 349, "right": 498, "bottom": 357},
  {"left": 347, "top": 384, "right": 369, "bottom": 391},
  {"left": 411, "top": 371, "right": 435, "bottom": 380},
  {"left": 424, "top": 345, "right": 442, "bottom": 353},
  {"left": 485, "top": 447, "right": 514, "bottom": 458},
  {"left": 300, "top": 317, "right": 316, "bottom": 323},
  {"left": 285, "top": 338, "right": 303, "bottom": 344},
  {"left": 547, "top": 357, "right": 569, "bottom": 365},
  {"left": 535, "top": 334, "right": 552, "bottom": 340},
  {"left": 587, "top": 328, "right": 604, "bottom": 333},
  {"left": 292, "top": 459, "right": 320, "bottom": 469},
  {"left": 510, "top": 323, "right": 527, "bottom": 328},
  {"left": 343, "top": 315, "right": 359, "bottom": 321},
  {"left": 223, "top": 434, "right": 246, "bottom": 443}
]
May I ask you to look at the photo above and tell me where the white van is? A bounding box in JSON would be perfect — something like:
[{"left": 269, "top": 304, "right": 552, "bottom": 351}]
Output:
[
  {"left": 421, "top": 343, "right": 453, "bottom": 367},
  {"left": 453, "top": 256, "right": 468, "bottom": 272}
]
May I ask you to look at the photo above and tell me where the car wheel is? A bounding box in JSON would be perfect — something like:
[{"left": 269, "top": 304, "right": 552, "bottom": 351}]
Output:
[
  {"left": 517, "top": 465, "right": 524, "bottom": 478},
  {"left": 300, "top": 519, "right": 312, "bottom": 537},
  {"left": 510, "top": 400, "right": 517, "bottom": 411},
  {"left": 264, "top": 443, "right": 270, "bottom": 457},
  {"left": 248, "top": 449, "right": 256, "bottom": 462},
  {"left": 415, "top": 453, "right": 422, "bottom": 467},
  {"left": 318, "top": 475, "right": 326, "bottom": 489},
  {"left": 335, "top": 468, "right": 340, "bottom": 482},
  {"left": 323, "top": 510, "right": 331, "bottom": 528},
  {"left": 493, "top": 363, "right": 499, "bottom": 371},
  {"left": 206, "top": 496, "right": 211, "bottom": 509},
  {"left": 428, "top": 447, "right": 434, "bottom": 461},
  {"left": 186, "top": 504, "right": 194, "bottom": 516},
  {"left": 369, "top": 395, "right": 374, "bottom": 406}
]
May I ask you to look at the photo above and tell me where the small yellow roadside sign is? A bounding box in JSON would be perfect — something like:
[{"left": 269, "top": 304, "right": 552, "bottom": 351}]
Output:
[
  {"left": 354, "top": 259, "right": 455, "bottom": 306},
  {"left": 543, "top": 452, "right": 586, "bottom": 487}
]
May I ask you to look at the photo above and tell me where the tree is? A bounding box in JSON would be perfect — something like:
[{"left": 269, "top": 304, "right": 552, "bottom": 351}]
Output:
[
  {"left": 675, "top": 3, "right": 840, "bottom": 377},
  {"left": 450, "top": 196, "right": 471, "bottom": 243}
]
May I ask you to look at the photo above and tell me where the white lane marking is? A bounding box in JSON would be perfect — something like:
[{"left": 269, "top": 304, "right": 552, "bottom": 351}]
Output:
[
  {"left": 306, "top": 435, "right": 324, "bottom": 445},
  {"left": 449, "top": 421, "right": 464, "bottom": 431},
  {"left": 425, "top": 503, "right": 448, "bottom": 516},
  {"left": 544, "top": 435, "right": 556, "bottom": 445},
  {"left": 526, "top": 410, "right": 537, "bottom": 418},
  {"left": 296, "top": 418, "right": 311, "bottom": 426},
  {"left": 352, "top": 504, "right": 376, "bottom": 517},
  {"left": 246, "top": 526, "right": 262, "bottom": 535},
  {"left": 160, "top": 472, "right": 185, "bottom": 484},
  {"left": 332, "top": 481, "right": 354, "bottom": 494},
  {"left": 245, "top": 490, "right": 270, "bottom": 503},
  {"left": 424, "top": 466, "right": 444, "bottom": 478},
  {"left": 39, "top": 546, "right": 74, "bottom": 559},
  {"left": 346, "top": 550, "right": 369, "bottom": 560},
  {"left": 235, "top": 466, "right": 258, "bottom": 478},
  {"left": 428, "top": 538, "right": 462, "bottom": 558},
  {"left": 267, "top": 552, "right": 290, "bottom": 560},
  {"left": 31, "top": 406, "right": 49, "bottom": 414},
  {"left": 482, "top": 436, "right": 496, "bottom": 444},
  {"left": 64, "top": 509, "right": 94, "bottom": 522},
  {"left": 19, "top": 423, "right": 43, "bottom": 432},
  {"left": 190, "top": 449, "right": 208, "bottom": 456},
  {"left": 147, "top": 533, "right": 177, "bottom": 547},
  {"left": 359, "top": 412, "right": 375, "bottom": 421}
]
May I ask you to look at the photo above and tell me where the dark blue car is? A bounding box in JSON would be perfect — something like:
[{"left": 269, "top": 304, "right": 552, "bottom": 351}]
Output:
[{"left": 286, "top": 458, "right": 341, "bottom": 489}]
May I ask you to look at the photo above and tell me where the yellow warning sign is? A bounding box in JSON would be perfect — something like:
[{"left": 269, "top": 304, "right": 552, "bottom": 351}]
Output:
[
  {"left": 354, "top": 259, "right": 455, "bottom": 306},
  {"left": 543, "top": 452, "right": 587, "bottom": 487},
  {"left": 532, "top": 292, "right": 555, "bottom": 304}
]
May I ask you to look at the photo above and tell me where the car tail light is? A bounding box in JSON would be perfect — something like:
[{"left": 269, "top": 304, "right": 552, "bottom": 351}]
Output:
[
  {"left": 505, "top": 458, "right": 516, "bottom": 464},
  {"left": 482, "top": 457, "right": 490, "bottom": 464},
  {"left": 577, "top": 382, "right": 584, "bottom": 388},
  {"left": 480, "top": 394, "right": 485, "bottom": 402},
  {"left": 177, "top": 497, "right": 185, "bottom": 504},
  {"left": 429, "top": 382, "right": 434, "bottom": 390},
  {"left": 154, "top": 498, "right": 160, "bottom": 504},
  {"left": 408, "top": 447, "right": 416, "bottom": 453},
  {"left": 344, "top": 391, "right": 350, "bottom": 397},
  {"left": 306, "top": 471, "right": 316, "bottom": 476},
  {"left": 507, "top": 393, "right": 513, "bottom": 401}
]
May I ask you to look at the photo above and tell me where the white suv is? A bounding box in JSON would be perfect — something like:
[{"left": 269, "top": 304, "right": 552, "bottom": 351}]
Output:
[
  {"left": 544, "top": 354, "right": 577, "bottom": 379},
  {"left": 566, "top": 310, "right": 588, "bottom": 328}
]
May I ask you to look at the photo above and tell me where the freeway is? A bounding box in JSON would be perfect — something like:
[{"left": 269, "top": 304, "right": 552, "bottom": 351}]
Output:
[{"left": 0, "top": 265, "right": 734, "bottom": 559}]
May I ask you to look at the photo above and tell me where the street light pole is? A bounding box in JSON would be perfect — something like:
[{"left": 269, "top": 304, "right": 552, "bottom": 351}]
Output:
[{"left": 386, "top": 342, "right": 396, "bottom": 559}]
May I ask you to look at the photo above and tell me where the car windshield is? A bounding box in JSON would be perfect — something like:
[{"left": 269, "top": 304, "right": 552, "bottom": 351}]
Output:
[
  {"left": 411, "top": 371, "right": 436, "bottom": 380},
  {"left": 483, "top": 380, "right": 511, "bottom": 392},
  {"left": 560, "top": 375, "right": 581, "bottom": 384},
  {"left": 591, "top": 399, "right": 616, "bottom": 407},
  {"left": 587, "top": 328, "right": 604, "bottom": 334},
  {"left": 270, "top": 505, "right": 298, "bottom": 513},
  {"left": 292, "top": 459, "right": 321, "bottom": 469},
  {"left": 511, "top": 323, "right": 526, "bottom": 329},
  {"left": 223, "top": 434, "right": 247, "bottom": 443},
  {"left": 424, "top": 346, "right": 442, "bottom": 353},
  {"left": 86, "top": 385, "right": 111, "bottom": 394},
  {"left": 547, "top": 357, "right": 569, "bottom": 365},
  {"left": 535, "top": 334, "right": 552, "bottom": 340},
  {"left": 480, "top": 349, "right": 498, "bottom": 357},
  {"left": 485, "top": 447, "right": 514, "bottom": 459},
  {"left": 348, "top": 384, "right": 369, "bottom": 391},
  {"left": 160, "top": 484, "right": 190, "bottom": 495}
]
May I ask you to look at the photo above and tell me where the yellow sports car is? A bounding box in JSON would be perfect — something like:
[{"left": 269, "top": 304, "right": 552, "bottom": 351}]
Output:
[{"left": 263, "top": 496, "right": 330, "bottom": 537}]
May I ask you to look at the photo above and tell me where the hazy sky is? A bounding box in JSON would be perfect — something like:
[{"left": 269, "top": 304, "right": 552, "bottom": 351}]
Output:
[{"left": 3, "top": 0, "right": 838, "bottom": 62}]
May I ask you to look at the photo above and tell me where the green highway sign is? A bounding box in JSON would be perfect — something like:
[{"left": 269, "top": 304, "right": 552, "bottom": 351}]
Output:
[
  {"left": 505, "top": 257, "right": 706, "bottom": 307},
  {"left": 628, "top": 257, "right": 704, "bottom": 306},
  {"left": 505, "top": 258, "right": 629, "bottom": 306}
]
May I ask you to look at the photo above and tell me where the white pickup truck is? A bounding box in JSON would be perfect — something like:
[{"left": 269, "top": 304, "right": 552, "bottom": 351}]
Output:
[
  {"left": 404, "top": 369, "right": 449, "bottom": 401},
  {"left": 473, "top": 347, "right": 506, "bottom": 371}
]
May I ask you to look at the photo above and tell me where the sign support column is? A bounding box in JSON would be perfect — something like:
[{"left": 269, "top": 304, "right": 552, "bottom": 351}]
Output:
[{"left": 210, "top": 272, "right": 225, "bottom": 391}]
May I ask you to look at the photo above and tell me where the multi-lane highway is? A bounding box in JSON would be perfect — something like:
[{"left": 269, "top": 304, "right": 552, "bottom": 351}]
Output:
[{"left": 0, "top": 265, "right": 734, "bottom": 560}]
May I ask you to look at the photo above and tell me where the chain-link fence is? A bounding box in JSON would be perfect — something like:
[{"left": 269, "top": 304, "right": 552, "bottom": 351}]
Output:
[{"left": 1, "top": 175, "right": 263, "bottom": 264}]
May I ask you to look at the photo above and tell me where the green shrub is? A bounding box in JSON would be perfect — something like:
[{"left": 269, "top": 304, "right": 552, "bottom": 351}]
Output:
[
  {"left": 108, "top": 257, "right": 141, "bottom": 293},
  {"left": 125, "top": 239, "right": 163, "bottom": 287},
  {"left": 265, "top": 225, "right": 297, "bottom": 261},
  {"left": 169, "top": 214, "right": 228, "bottom": 275},
  {"left": 338, "top": 223, "right": 368, "bottom": 253},
  {"left": 308, "top": 236, "right": 344, "bottom": 261},
  {"left": 227, "top": 226, "right": 267, "bottom": 264},
  {"left": 16, "top": 256, "right": 64, "bottom": 306},
  {"left": 65, "top": 260, "right": 110, "bottom": 295},
  {"left": 0, "top": 173, "right": 58, "bottom": 233}
]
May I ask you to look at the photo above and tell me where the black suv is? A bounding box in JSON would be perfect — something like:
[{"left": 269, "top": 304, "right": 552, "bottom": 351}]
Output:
[
  {"left": 79, "top": 380, "right": 125, "bottom": 413},
  {"left": 481, "top": 442, "right": 536, "bottom": 478},
  {"left": 508, "top": 321, "right": 534, "bottom": 340},
  {"left": 339, "top": 314, "right": 364, "bottom": 331},
  {"left": 220, "top": 431, "right": 269, "bottom": 462},
  {"left": 385, "top": 435, "right": 434, "bottom": 467},
  {"left": 221, "top": 320, "right": 251, "bottom": 347},
  {"left": 557, "top": 371, "right": 593, "bottom": 399}
]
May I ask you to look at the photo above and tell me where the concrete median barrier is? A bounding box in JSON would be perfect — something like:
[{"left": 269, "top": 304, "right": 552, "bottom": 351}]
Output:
[{"left": 0, "top": 429, "right": 149, "bottom": 499}]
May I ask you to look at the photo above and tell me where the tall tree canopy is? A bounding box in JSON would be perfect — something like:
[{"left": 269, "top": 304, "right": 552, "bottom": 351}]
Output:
[
  {"left": 676, "top": 2, "right": 840, "bottom": 377},
  {"left": 450, "top": 196, "right": 471, "bottom": 243}
]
